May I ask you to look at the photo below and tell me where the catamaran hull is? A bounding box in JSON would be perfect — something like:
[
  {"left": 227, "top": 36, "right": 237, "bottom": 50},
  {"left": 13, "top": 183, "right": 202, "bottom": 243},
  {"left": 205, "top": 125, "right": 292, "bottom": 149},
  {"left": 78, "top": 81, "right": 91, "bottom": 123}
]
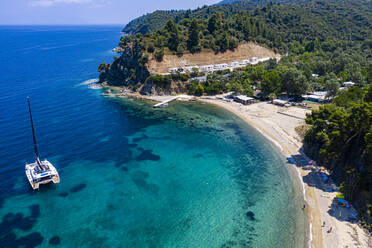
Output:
[
  {"left": 26, "top": 175, "right": 59, "bottom": 190},
  {"left": 25, "top": 160, "right": 60, "bottom": 190}
]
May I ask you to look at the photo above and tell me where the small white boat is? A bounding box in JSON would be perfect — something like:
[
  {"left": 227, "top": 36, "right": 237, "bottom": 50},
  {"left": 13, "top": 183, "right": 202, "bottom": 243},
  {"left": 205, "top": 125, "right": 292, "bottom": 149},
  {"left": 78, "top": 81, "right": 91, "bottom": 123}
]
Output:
[
  {"left": 25, "top": 97, "right": 60, "bottom": 190},
  {"left": 26, "top": 159, "right": 60, "bottom": 190}
]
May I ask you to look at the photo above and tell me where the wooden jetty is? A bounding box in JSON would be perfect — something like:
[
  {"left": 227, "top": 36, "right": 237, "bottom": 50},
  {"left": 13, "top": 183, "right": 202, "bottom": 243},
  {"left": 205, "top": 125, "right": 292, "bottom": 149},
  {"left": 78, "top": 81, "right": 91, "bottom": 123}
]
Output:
[{"left": 153, "top": 95, "right": 191, "bottom": 108}]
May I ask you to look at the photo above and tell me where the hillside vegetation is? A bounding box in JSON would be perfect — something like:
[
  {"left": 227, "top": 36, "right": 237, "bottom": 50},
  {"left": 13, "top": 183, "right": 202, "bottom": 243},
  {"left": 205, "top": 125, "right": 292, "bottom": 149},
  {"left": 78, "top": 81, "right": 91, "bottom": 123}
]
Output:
[
  {"left": 305, "top": 85, "right": 372, "bottom": 228},
  {"left": 100, "top": 0, "right": 371, "bottom": 92},
  {"left": 122, "top": 0, "right": 303, "bottom": 35},
  {"left": 99, "top": 0, "right": 372, "bottom": 227},
  {"left": 122, "top": 1, "right": 260, "bottom": 35},
  {"left": 123, "top": 0, "right": 372, "bottom": 37}
]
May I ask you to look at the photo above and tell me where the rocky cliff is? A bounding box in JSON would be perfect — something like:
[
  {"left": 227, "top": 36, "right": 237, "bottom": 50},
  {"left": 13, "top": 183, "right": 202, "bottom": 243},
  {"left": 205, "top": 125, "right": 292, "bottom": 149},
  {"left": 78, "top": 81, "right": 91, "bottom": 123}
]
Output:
[{"left": 99, "top": 42, "right": 150, "bottom": 87}]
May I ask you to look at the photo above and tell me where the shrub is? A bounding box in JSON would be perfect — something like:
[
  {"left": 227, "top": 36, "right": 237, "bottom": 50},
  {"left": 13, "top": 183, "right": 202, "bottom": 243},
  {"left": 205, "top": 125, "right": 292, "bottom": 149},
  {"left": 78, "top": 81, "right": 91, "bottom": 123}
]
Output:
[
  {"left": 98, "top": 62, "right": 108, "bottom": 72},
  {"left": 154, "top": 49, "right": 164, "bottom": 62},
  {"left": 194, "top": 83, "right": 204, "bottom": 96}
]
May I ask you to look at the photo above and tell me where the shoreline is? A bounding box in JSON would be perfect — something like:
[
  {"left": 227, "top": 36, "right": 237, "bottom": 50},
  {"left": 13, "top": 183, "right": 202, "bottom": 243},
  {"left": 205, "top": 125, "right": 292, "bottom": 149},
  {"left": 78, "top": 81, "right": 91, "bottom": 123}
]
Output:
[
  {"left": 198, "top": 98, "right": 318, "bottom": 248},
  {"left": 101, "top": 89, "right": 372, "bottom": 247},
  {"left": 198, "top": 97, "right": 371, "bottom": 248}
]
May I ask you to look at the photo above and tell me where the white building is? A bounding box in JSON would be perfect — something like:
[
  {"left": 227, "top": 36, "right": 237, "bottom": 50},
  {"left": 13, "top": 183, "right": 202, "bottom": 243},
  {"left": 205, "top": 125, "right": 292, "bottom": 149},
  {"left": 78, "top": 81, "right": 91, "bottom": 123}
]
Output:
[
  {"left": 230, "top": 61, "right": 240, "bottom": 68},
  {"left": 343, "top": 81, "right": 355, "bottom": 87},
  {"left": 273, "top": 99, "right": 288, "bottom": 106},
  {"left": 169, "top": 68, "right": 178, "bottom": 73},
  {"left": 192, "top": 76, "right": 207, "bottom": 82},
  {"left": 234, "top": 95, "right": 255, "bottom": 105},
  {"left": 214, "top": 63, "right": 228, "bottom": 70},
  {"left": 258, "top": 57, "right": 270, "bottom": 63},
  {"left": 302, "top": 91, "right": 328, "bottom": 102},
  {"left": 166, "top": 56, "right": 277, "bottom": 75},
  {"left": 185, "top": 66, "right": 198, "bottom": 73},
  {"left": 200, "top": 65, "right": 214, "bottom": 72}
]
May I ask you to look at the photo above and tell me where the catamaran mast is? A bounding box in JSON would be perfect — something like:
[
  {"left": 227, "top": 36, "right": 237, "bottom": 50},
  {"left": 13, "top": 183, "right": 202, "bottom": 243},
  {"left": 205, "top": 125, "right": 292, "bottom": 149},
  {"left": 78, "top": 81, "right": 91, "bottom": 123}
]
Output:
[{"left": 27, "top": 97, "right": 41, "bottom": 165}]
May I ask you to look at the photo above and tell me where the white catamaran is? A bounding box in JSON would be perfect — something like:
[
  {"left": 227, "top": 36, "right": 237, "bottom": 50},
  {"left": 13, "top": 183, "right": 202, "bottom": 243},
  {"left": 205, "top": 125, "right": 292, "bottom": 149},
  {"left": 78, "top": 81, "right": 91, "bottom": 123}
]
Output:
[{"left": 25, "top": 97, "right": 60, "bottom": 190}]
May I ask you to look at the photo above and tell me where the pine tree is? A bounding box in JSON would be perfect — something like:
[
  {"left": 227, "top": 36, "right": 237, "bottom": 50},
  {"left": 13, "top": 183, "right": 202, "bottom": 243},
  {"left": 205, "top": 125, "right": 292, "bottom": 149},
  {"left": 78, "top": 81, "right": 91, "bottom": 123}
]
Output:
[
  {"left": 187, "top": 19, "right": 200, "bottom": 53},
  {"left": 165, "top": 20, "right": 179, "bottom": 51},
  {"left": 207, "top": 14, "right": 220, "bottom": 34}
]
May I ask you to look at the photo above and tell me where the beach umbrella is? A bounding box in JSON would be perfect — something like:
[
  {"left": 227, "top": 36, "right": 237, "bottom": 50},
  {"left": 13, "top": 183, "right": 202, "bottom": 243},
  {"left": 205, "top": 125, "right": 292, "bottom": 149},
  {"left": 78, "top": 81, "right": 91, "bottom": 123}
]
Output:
[{"left": 337, "top": 198, "right": 348, "bottom": 204}]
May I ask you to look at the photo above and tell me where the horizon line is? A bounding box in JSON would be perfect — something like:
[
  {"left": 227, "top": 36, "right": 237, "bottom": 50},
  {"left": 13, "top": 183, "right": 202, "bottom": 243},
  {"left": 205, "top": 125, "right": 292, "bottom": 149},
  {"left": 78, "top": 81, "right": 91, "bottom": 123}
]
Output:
[{"left": 0, "top": 23, "right": 126, "bottom": 26}]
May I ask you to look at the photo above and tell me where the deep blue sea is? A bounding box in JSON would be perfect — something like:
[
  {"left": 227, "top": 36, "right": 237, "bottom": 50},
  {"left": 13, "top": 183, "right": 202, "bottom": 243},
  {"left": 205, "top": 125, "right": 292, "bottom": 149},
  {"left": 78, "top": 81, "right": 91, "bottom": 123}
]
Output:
[{"left": 0, "top": 26, "right": 307, "bottom": 248}]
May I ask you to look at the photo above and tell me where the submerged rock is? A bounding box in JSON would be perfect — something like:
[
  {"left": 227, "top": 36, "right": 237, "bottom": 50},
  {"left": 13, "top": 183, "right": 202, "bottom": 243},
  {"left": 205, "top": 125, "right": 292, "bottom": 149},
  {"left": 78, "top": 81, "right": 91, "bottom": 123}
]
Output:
[
  {"left": 245, "top": 211, "right": 256, "bottom": 221},
  {"left": 58, "top": 192, "right": 69, "bottom": 198},
  {"left": 69, "top": 183, "right": 87, "bottom": 193},
  {"left": 49, "top": 236, "right": 61, "bottom": 245}
]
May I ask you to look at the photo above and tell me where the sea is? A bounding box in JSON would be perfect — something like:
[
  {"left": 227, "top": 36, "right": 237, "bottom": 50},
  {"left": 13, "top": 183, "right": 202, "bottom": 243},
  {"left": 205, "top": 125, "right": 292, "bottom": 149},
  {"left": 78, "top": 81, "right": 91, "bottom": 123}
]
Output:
[{"left": 0, "top": 26, "right": 307, "bottom": 248}]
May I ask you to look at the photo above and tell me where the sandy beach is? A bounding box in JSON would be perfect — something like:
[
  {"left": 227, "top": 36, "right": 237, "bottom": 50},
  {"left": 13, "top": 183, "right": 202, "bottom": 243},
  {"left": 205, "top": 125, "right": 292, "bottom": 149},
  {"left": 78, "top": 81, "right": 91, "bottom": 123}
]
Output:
[
  {"left": 197, "top": 98, "right": 372, "bottom": 248},
  {"left": 107, "top": 90, "right": 372, "bottom": 248}
]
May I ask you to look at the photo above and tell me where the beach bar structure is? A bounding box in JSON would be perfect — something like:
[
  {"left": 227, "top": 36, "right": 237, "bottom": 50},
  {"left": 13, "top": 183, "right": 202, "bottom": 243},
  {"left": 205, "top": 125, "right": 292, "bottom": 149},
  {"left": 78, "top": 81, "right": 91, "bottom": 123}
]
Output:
[
  {"left": 233, "top": 95, "right": 255, "bottom": 105},
  {"left": 302, "top": 91, "right": 328, "bottom": 102},
  {"left": 272, "top": 99, "right": 288, "bottom": 106}
]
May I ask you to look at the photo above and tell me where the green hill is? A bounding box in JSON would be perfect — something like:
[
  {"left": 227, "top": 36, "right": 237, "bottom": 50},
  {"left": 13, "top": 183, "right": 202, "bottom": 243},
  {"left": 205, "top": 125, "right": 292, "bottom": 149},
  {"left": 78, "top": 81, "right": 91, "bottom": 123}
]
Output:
[
  {"left": 100, "top": 0, "right": 372, "bottom": 228},
  {"left": 122, "top": 1, "right": 261, "bottom": 35}
]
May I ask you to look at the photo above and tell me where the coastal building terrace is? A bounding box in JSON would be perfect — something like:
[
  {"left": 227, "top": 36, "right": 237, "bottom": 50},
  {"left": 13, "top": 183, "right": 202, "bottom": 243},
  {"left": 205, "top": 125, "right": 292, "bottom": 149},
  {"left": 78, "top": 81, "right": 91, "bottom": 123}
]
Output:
[
  {"left": 147, "top": 43, "right": 279, "bottom": 75},
  {"left": 167, "top": 57, "right": 271, "bottom": 74}
]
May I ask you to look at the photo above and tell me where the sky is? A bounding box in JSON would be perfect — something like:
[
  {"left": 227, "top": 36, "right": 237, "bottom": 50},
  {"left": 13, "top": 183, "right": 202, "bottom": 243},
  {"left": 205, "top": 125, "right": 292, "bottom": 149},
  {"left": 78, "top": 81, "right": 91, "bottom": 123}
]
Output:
[{"left": 0, "top": 0, "right": 221, "bottom": 25}]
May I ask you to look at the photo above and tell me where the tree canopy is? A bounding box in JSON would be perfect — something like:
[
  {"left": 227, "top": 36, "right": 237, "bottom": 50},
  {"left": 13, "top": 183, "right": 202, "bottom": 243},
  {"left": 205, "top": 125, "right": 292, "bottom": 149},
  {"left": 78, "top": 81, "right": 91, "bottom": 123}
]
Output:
[{"left": 305, "top": 85, "right": 372, "bottom": 227}]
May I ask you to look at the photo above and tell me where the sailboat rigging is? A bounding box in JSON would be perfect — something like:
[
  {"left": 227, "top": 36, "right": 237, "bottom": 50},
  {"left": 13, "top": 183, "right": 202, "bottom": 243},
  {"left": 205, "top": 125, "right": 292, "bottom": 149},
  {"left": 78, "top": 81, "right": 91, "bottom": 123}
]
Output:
[{"left": 25, "top": 97, "right": 60, "bottom": 190}]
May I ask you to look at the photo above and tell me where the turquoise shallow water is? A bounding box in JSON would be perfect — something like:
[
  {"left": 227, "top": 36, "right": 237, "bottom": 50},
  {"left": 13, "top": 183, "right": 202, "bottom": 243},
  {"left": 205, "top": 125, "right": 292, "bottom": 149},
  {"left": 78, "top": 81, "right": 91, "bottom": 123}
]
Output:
[{"left": 0, "top": 26, "right": 307, "bottom": 247}]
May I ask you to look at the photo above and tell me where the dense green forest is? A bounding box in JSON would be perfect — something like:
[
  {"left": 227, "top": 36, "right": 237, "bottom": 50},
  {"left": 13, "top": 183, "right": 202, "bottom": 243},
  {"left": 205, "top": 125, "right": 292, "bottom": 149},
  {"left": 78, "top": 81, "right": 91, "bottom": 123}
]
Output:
[
  {"left": 101, "top": 0, "right": 372, "bottom": 95},
  {"left": 122, "top": 0, "right": 293, "bottom": 34},
  {"left": 123, "top": 0, "right": 372, "bottom": 36},
  {"left": 305, "top": 85, "right": 372, "bottom": 228},
  {"left": 99, "top": 0, "right": 372, "bottom": 227},
  {"left": 122, "top": 1, "right": 260, "bottom": 35}
]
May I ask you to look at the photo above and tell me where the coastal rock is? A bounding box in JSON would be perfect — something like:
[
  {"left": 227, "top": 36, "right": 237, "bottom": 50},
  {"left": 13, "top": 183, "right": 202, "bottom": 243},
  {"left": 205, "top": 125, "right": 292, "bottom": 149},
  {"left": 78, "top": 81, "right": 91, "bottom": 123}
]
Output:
[
  {"left": 49, "top": 236, "right": 61, "bottom": 245},
  {"left": 245, "top": 211, "right": 256, "bottom": 221},
  {"left": 99, "top": 44, "right": 150, "bottom": 87},
  {"left": 138, "top": 80, "right": 188, "bottom": 96}
]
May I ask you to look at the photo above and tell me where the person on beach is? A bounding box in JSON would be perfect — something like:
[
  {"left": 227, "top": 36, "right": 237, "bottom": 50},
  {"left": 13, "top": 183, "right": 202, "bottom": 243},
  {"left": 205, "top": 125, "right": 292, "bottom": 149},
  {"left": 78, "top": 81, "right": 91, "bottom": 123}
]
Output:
[
  {"left": 327, "top": 227, "right": 333, "bottom": 233},
  {"left": 322, "top": 221, "right": 325, "bottom": 227}
]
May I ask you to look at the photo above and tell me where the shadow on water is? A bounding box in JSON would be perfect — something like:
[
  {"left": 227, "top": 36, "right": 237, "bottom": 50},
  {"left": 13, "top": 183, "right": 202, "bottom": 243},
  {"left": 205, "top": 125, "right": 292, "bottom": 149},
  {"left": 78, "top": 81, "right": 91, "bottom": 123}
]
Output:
[
  {"left": 69, "top": 183, "right": 87, "bottom": 193},
  {"left": 1, "top": 97, "right": 307, "bottom": 247},
  {"left": 0, "top": 175, "right": 35, "bottom": 210},
  {"left": 132, "top": 134, "right": 148, "bottom": 143},
  {"left": 245, "top": 211, "right": 256, "bottom": 221},
  {"left": 57, "top": 183, "right": 87, "bottom": 198},
  {"left": 49, "top": 236, "right": 61, "bottom": 246},
  {"left": 0, "top": 204, "right": 44, "bottom": 248},
  {"left": 0, "top": 98, "right": 164, "bottom": 209},
  {"left": 136, "top": 149, "right": 160, "bottom": 161},
  {"left": 130, "top": 170, "right": 159, "bottom": 194}
]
